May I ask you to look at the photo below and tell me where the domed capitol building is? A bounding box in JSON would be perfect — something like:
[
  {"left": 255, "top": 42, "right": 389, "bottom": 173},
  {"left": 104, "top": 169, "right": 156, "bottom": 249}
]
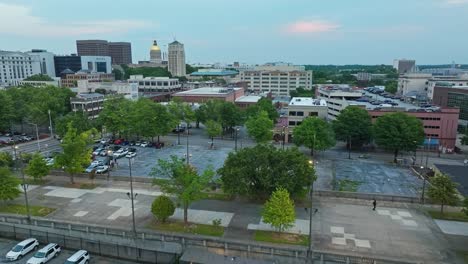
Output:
[{"left": 150, "top": 40, "right": 162, "bottom": 64}]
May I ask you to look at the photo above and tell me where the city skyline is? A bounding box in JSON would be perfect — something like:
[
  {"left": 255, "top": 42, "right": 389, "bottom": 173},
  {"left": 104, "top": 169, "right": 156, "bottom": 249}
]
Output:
[{"left": 1, "top": 0, "right": 468, "bottom": 65}]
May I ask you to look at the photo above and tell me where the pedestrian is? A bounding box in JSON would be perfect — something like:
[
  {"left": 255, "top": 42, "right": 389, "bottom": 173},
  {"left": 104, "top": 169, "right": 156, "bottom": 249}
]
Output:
[{"left": 372, "top": 199, "right": 377, "bottom": 211}]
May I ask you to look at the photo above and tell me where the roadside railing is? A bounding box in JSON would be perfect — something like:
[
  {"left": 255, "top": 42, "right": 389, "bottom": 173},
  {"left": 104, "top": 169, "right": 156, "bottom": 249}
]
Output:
[
  {"left": 314, "top": 190, "right": 422, "bottom": 204},
  {"left": 0, "top": 214, "right": 421, "bottom": 264}
]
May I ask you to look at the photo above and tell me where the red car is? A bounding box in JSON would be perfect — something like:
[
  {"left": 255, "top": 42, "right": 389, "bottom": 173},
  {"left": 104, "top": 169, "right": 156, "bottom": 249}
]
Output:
[{"left": 114, "top": 138, "right": 125, "bottom": 145}]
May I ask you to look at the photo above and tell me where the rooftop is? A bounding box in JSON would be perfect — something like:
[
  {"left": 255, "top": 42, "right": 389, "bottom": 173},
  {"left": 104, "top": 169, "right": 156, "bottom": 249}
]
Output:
[
  {"left": 191, "top": 69, "right": 239, "bottom": 76},
  {"left": 235, "top": 95, "right": 261, "bottom": 103},
  {"left": 434, "top": 164, "right": 468, "bottom": 196},
  {"left": 289, "top": 97, "right": 327, "bottom": 107},
  {"left": 175, "top": 87, "right": 242, "bottom": 95}
]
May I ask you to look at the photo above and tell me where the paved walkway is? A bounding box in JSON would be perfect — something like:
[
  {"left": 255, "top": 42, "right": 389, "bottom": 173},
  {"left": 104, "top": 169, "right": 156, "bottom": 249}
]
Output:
[{"left": 435, "top": 220, "right": 468, "bottom": 236}]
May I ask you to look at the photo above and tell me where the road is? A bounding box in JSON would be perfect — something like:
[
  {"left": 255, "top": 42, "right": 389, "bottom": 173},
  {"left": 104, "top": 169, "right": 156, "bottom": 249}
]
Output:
[{"left": 0, "top": 237, "right": 138, "bottom": 264}]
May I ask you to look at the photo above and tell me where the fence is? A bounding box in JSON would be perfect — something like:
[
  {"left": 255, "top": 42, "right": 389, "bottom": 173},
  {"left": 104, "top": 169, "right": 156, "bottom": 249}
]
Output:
[
  {"left": 0, "top": 214, "right": 421, "bottom": 264},
  {"left": 314, "top": 190, "right": 422, "bottom": 204}
]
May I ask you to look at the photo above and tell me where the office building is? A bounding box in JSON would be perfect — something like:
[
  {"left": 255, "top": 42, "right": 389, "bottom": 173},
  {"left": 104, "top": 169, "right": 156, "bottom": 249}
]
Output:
[
  {"left": 108, "top": 42, "right": 132, "bottom": 65},
  {"left": 393, "top": 59, "right": 416, "bottom": 74},
  {"left": 287, "top": 97, "right": 328, "bottom": 127},
  {"left": 77, "top": 80, "right": 138, "bottom": 101},
  {"left": 235, "top": 95, "right": 262, "bottom": 108},
  {"left": 54, "top": 55, "right": 111, "bottom": 77},
  {"left": 427, "top": 74, "right": 468, "bottom": 100},
  {"left": 168, "top": 40, "right": 186, "bottom": 77},
  {"left": 397, "top": 73, "right": 432, "bottom": 96},
  {"left": 18, "top": 79, "right": 61, "bottom": 87},
  {"left": 128, "top": 75, "right": 181, "bottom": 100},
  {"left": 61, "top": 71, "right": 114, "bottom": 88},
  {"left": 173, "top": 87, "right": 244, "bottom": 103},
  {"left": 77, "top": 40, "right": 132, "bottom": 65},
  {"left": 431, "top": 84, "right": 468, "bottom": 127},
  {"left": 316, "top": 85, "right": 364, "bottom": 120},
  {"left": 239, "top": 65, "right": 313, "bottom": 97},
  {"left": 0, "top": 50, "right": 41, "bottom": 87},
  {"left": 27, "top": 49, "right": 56, "bottom": 78},
  {"left": 70, "top": 93, "right": 105, "bottom": 119}
]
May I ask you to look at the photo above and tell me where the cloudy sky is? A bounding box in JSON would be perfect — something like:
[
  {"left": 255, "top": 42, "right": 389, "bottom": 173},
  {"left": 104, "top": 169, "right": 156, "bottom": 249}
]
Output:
[{"left": 1, "top": 0, "right": 467, "bottom": 65}]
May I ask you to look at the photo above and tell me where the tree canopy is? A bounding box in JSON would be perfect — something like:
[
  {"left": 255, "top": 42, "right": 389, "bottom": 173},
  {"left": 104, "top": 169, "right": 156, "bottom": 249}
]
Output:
[
  {"left": 121, "top": 64, "right": 171, "bottom": 79},
  {"left": 218, "top": 144, "right": 315, "bottom": 199},
  {"left": 24, "top": 152, "right": 50, "bottom": 181},
  {"left": 55, "top": 111, "right": 93, "bottom": 138},
  {"left": 245, "top": 98, "right": 279, "bottom": 122},
  {"left": 373, "top": 112, "right": 425, "bottom": 163},
  {"left": 0, "top": 167, "right": 21, "bottom": 202},
  {"left": 205, "top": 120, "right": 222, "bottom": 148},
  {"left": 293, "top": 117, "right": 335, "bottom": 156},
  {"left": 332, "top": 106, "right": 372, "bottom": 148},
  {"left": 428, "top": 173, "right": 459, "bottom": 214},
  {"left": 24, "top": 74, "right": 54, "bottom": 81},
  {"left": 151, "top": 195, "right": 175, "bottom": 223},
  {"left": 262, "top": 187, "right": 296, "bottom": 232},
  {"left": 245, "top": 111, "right": 273, "bottom": 143}
]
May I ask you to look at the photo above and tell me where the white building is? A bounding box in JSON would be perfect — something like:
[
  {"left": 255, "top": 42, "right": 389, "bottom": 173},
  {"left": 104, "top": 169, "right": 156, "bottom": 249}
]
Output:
[
  {"left": 398, "top": 73, "right": 432, "bottom": 96},
  {"left": 80, "top": 56, "right": 111, "bottom": 73},
  {"left": 427, "top": 74, "right": 468, "bottom": 100},
  {"left": 18, "top": 79, "right": 61, "bottom": 87},
  {"left": 393, "top": 59, "right": 416, "bottom": 74},
  {"left": 287, "top": 97, "right": 328, "bottom": 127},
  {"left": 128, "top": 75, "right": 181, "bottom": 97},
  {"left": 168, "top": 40, "right": 186, "bottom": 77},
  {"left": 239, "top": 65, "right": 313, "bottom": 97},
  {"left": 77, "top": 80, "right": 138, "bottom": 101},
  {"left": 316, "top": 85, "right": 364, "bottom": 120},
  {"left": 0, "top": 50, "right": 41, "bottom": 87},
  {"left": 27, "top": 49, "right": 56, "bottom": 78}
]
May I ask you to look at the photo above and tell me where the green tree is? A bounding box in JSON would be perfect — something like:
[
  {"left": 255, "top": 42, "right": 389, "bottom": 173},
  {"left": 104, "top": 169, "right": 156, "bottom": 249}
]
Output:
[
  {"left": 290, "top": 87, "right": 314, "bottom": 98},
  {"left": 112, "top": 68, "right": 123, "bottom": 80},
  {"left": 0, "top": 152, "right": 14, "bottom": 168},
  {"left": 55, "top": 122, "right": 95, "bottom": 184},
  {"left": 0, "top": 91, "right": 14, "bottom": 131},
  {"left": 205, "top": 120, "right": 222, "bottom": 148},
  {"left": 24, "top": 152, "right": 50, "bottom": 182},
  {"left": 121, "top": 65, "right": 171, "bottom": 79},
  {"left": 98, "top": 97, "right": 131, "bottom": 137},
  {"left": 428, "top": 173, "right": 459, "bottom": 214},
  {"left": 461, "top": 127, "right": 468, "bottom": 145},
  {"left": 385, "top": 80, "right": 398, "bottom": 94},
  {"left": 373, "top": 112, "right": 425, "bottom": 163},
  {"left": 153, "top": 103, "right": 177, "bottom": 142},
  {"left": 462, "top": 196, "right": 468, "bottom": 216},
  {"left": 262, "top": 187, "right": 296, "bottom": 232},
  {"left": 219, "top": 144, "right": 315, "bottom": 199},
  {"left": 332, "top": 106, "right": 373, "bottom": 150},
  {"left": 151, "top": 195, "right": 175, "bottom": 223},
  {"left": 293, "top": 117, "right": 335, "bottom": 156},
  {"left": 245, "top": 98, "right": 279, "bottom": 122},
  {"left": 151, "top": 156, "right": 214, "bottom": 224},
  {"left": 245, "top": 111, "right": 273, "bottom": 143},
  {"left": 94, "top": 88, "right": 108, "bottom": 95},
  {"left": 24, "top": 74, "right": 54, "bottom": 81},
  {"left": 55, "top": 111, "right": 93, "bottom": 138},
  {"left": 0, "top": 167, "right": 21, "bottom": 202}
]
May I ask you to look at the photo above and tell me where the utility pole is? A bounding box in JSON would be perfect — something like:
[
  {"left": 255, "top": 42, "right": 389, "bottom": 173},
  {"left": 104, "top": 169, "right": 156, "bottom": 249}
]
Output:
[
  {"left": 48, "top": 110, "right": 54, "bottom": 139},
  {"left": 13, "top": 145, "right": 31, "bottom": 223},
  {"left": 186, "top": 126, "right": 190, "bottom": 165},
  {"left": 127, "top": 157, "right": 137, "bottom": 237}
]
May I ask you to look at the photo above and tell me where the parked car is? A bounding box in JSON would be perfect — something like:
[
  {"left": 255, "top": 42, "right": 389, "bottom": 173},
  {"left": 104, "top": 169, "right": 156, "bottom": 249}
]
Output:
[
  {"left": 45, "top": 158, "right": 54, "bottom": 167},
  {"left": 85, "top": 164, "right": 98, "bottom": 173},
  {"left": 114, "top": 138, "right": 125, "bottom": 145},
  {"left": 92, "top": 148, "right": 102, "bottom": 156},
  {"left": 128, "top": 147, "right": 137, "bottom": 153},
  {"left": 26, "top": 243, "right": 61, "bottom": 264},
  {"left": 95, "top": 165, "right": 109, "bottom": 174},
  {"left": 65, "top": 250, "right": 90, "bottom": 264},
  {"left": 140, "top": 141, "right": 149, "bottom": 147},
  {"left": 153, "top": 142, "right": 164, "bottom": 149},
  {"left": 172, "top": 127, "right": 185, "bottom": 133},
  {"left": 125, "top": 152, "right": 137, "bottom": 158},
  {"left": 5, "top": 238, "right": 39, "bottom": 261}
]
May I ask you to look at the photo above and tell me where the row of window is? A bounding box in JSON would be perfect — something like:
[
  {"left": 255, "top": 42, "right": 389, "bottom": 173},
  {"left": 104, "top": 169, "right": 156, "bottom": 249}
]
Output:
[
  {"left": 425, "top": 134, "right": 439, "bottom": 138},
  {"left": 424, "top": 126, "right": 441, "bottom": 129},
  {"left": 288, "top": 121, "right": 303, "bottom": 126}
]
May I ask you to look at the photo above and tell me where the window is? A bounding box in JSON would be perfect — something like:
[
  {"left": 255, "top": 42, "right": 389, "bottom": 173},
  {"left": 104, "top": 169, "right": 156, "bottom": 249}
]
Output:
[
  {"left": 289, "top": 111, "right": 296, "bottom": 116},
  {"left": 309, "top": 112, "right": 318, "bottom": 116},
  {"left": 289, "top": 121, "right": 296, "bottom": 126}
]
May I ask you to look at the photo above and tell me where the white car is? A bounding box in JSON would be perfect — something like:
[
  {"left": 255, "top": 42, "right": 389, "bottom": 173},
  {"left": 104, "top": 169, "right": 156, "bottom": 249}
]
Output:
[
  {"left": 5, "top": 238, "right": 39, "bottom": 261},
  {"left": 140, "top": 141, "right": 149, "bottom": 147},
  {"left": 125, "top": 152, "right": 136, "bottom": 158},
  {"left": 95, "top": 165, "right": 109, "bottom": 174},
  {"left": 65, "top": 250, "right": 90, "bottom": 264},
  {"left": 92, "top": 148, "right": 102, "bottom": 156},
  {"left": 26, "top": 243, "right": 61, "bottom": 264}
]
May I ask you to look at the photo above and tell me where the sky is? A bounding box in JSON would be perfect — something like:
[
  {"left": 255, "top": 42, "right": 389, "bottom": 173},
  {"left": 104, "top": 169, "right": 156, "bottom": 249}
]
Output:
[{"left": 0, "top": 0, "right": 467, "bottom": 65}]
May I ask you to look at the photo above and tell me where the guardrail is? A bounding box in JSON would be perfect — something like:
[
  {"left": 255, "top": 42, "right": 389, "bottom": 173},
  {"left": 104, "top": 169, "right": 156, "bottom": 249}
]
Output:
[
  {"left": 0, "top": 214, "right": 421, "bottom": 264},
  {"left": 314, "top": 190, "right": 422, "bottom": 204}
]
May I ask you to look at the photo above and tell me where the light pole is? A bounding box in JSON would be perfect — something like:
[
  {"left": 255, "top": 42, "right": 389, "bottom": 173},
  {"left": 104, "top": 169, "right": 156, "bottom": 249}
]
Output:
[
  {"left": 186, "top": 126, "right": 190, "bottom": 165},
  {"left": 12, "top": 145, "right": 31, "bottom": 223},
  {"left": 347, "top": 135, "right": 352, "bottom": 159},
  {"left": 126, "top": 157, "right": 137, "bottom": 236},
  {"left": 282, "top": 126, "right": 286, "bottom": 151},
  {"left": 29, "top": 122, "right": 40, "bottom": 152},
  {"left": 234, "top": 127, "right": 239, "bottom": 151},
  {"left": 306, "top": 160, "right": 314, "bottom": 262},
  {"left": 107, "top": 150, "right": 113, "bottom": 181},
  {"left": 48, "top": 110, "right": 54, "bottom": 139},
  {"left": 420, "top": 165, "right": 426, "bottom": 204},
  {"left": 425, "top": 137, "right": 431, "bottom": 168}
]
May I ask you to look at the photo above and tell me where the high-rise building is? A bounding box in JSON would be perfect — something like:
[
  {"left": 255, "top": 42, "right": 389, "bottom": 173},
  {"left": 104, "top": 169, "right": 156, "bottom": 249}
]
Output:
[
  {"left": 27, "top": 49, "right": 56, "bottom": 78},
  {"left": 0, "top": 50, "right": 41, "bottom": 87},
  {"left": 108, "top": 42, "right": 132, "bottom": 64},
  {"left": 168, "top": 40, "right": 186, "bottom": 77},
  {"left": 393, "top": 59, "right": 416, "bottom": 74},
  {"left": 76, "top": 40, "right": 132, "bottom": 65},
  {"left": 150, "top": 40, "right": 162, "bottom": 64},
  {"left": 54, "top": 55, "right": 111, "bottom": 77}
]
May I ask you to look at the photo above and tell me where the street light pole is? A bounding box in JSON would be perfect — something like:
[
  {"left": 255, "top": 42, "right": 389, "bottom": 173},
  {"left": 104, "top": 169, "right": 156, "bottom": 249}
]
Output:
[
  {"left": 48, "top": 110, "right": 54, "bottom": 139},
  {"left": 127, "top": 157, "right": 137, "bottom": 236},
  {"left": 29, "top": 123, "right": 40, "bottom": 152},
  {"left": 13, "top": 145, "right": 31, "bottom": 223},
  {"left": 348, "top": 135, "right": 351, "bottom": 159},
  {"left": 282, "top": 126, "right": 286, "bottom": 151},
  {"left": 235, "top": 127, "right": 239, "bottom": 151},
  {"left": 307, "top": 160, "right": 314, "bottom": 262},
  {"left": 421, "top": 174, "right": 427, "bottom": 204},
  {"left": 186, "top": 126, "right": 190, "bottom": 165}
]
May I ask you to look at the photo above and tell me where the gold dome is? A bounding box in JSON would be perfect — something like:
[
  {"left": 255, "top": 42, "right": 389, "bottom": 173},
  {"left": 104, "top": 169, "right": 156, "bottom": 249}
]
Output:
[{"left": 151, "top": 40, "right": 161, "bottom": 51}]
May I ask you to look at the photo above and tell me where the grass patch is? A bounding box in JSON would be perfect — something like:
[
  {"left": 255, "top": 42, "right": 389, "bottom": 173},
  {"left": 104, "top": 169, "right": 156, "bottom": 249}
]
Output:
[
  {"left": 254, "top": 230, "right": 309, "bottom": 246},
  {"left": 457, "top": 251, "right": 468, "bottom": 264},
  {"left": 200, "top": 192, "right": 234, "bottom": 201},
  {"left": 64, "top": 182, "right": 98, "bottom": 189},
  {"left": 153, "top": 178, "right": 170, "bottom": 186},
  {"left": 337, "top": 179, "right": 362, "bottom": 192},
  {"left": 427, "top": 210, "right": 468, "bottom": 222},
  {"left": 0, "top": 204, "right": 55, "bottom": 217},
  {"left": 147, "top": 221, "right": 224, "bottom": 237}
]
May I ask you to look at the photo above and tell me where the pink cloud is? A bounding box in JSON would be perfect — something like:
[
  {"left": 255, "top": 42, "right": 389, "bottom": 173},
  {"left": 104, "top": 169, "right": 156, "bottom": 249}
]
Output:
[{"left": 284, "top": 20, "right": 340, "bottom": 34}]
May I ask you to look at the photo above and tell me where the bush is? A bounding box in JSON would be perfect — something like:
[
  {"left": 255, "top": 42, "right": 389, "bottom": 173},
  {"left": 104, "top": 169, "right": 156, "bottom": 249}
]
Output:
[
  {"left": 212, "top": 218, "right": 222, "bottom": 227},
  {"left": 463, "top": 197, "right": 468, "bottom": 216},
  {"left": 151, "top": 195, "right": 175, "bottom": 223}
]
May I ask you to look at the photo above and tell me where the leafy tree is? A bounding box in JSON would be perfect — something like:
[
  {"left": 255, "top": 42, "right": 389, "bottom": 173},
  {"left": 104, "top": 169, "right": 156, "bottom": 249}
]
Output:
[
  {"left": 428, "top": 173, "right": 459, "bottom": 214},
  {"left": 151, "top": 156, "right": 214, "bottom": 224},
  {"left": 24, "top": 152, "right": 49, "bottom": 181},
  {"left": 373, "top": 112, "right": 424, "bottom": 163},
  {"left": 121, "top": 65, "right": 171, "bottom": 79},
  {"left": 151, "top": 195, "right": 175, "bottom": 223},
  {"left": 0, "top": 152, "right": 14, "bottom": 168},
  {"left": 112, "top": 68, "right": 123, "bottom": 80},
  {"left": 219, "top": 144, "right": 315, "bottom": 199},
  {"left": 24, "top": 74, "right": 54, "bottom": 81},
  {"left": 26, "top": 85, "right": 75, "bottom": 125},
  {"left": 55, "top": 111, "right": 93, "bottom": 138},
  {"left": 245, "top": 98, "right": 279, "bottom": 122},
  {"left": 186, "top": 64, "right": 199, "bottom": 74},
  {"left": 461, "top": 127, "right": 468, "bottom": 145},
  {"left": 153, "top": 103, "right": 177, "bottom": 142},
  {"left": 290, "top": 87, "right": 314, "bottom": 98},
  {"left": 205, "top": 120, "right": 222, "bottom": 148},
  {"left": 97, "top": 98, "right": 132, "bottom": 137},
  {"left": 0, "top": 167, "right": 21, "bottom": 202},
  {"left": 168, "top": 98, "right": 195, "bottom": 124},
  {"left": 332, "top": 106, "right": 372, "bottom": 149},
  {"left": 0, "top": 91, "right": 14, "bottom": 131},
  {"left": 462, "top": 196, "right": 468, "bottom": 216},
  {"left": 245, "top": 111, "right": 273, "bottom": 143},
  {"left": 262, "top": 187, "right": 296, "bottom": 232},
  {"left": 293, "top": 117, "right": 335, "bottom": 156},
  {"left": 55, "top": 122, "right": 95, "bottom": 184},
  {"left": 385, "top": 80, "right": 398, "bottom": 94},
  {"left": 94, "top": 88, "right": 108, "bottom": 95}
]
